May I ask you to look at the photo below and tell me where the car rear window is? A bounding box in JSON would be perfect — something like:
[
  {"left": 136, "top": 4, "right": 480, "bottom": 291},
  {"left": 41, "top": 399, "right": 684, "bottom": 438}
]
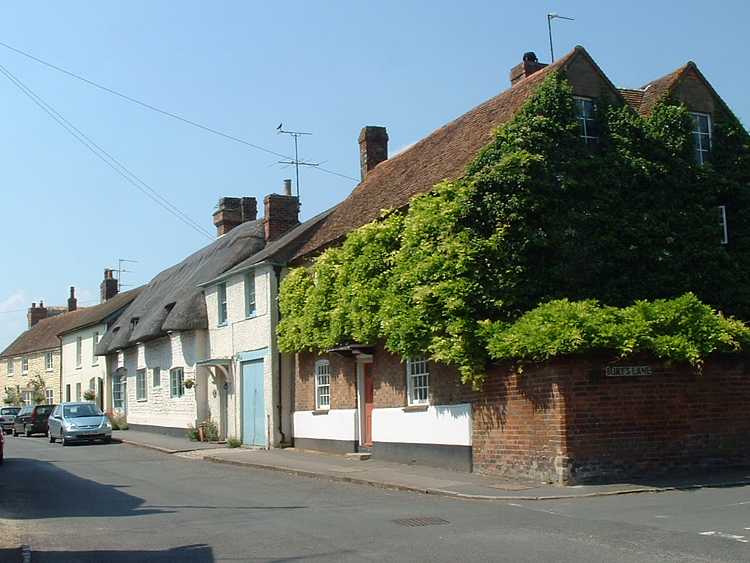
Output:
[
  {"left": 1, "top": 408, "right": 19, "bottom": 415},
  {"left": 35, "top": 405, "right": 54, "bottom": 415}
]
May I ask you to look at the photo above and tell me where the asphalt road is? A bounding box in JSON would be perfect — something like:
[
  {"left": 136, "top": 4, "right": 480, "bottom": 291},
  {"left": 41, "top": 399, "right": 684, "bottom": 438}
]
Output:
[{"left": 1, "top": 436, "right": 749, "bottom": 563}]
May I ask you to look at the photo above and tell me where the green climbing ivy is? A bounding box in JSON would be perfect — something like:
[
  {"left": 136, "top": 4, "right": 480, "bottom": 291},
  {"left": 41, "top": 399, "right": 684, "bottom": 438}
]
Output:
[{"left": 278, "top": 71, "right": 750, "bottom": 387}]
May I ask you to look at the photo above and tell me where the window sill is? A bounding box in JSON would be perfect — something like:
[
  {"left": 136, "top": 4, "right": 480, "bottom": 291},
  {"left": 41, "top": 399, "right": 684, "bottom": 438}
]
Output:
[
  {"left": 217, "top": 322, "right": 228, "bottom": 328},
  {"left": 137, "top": 399, "right": 148, "bottom": 403},
  {"left": 245, "top": 312, "right": 258, "bottom": 320},
  {"left": 312, "top": 409, "right": 330, "bottom": 415},
  {"left": 75, "top": 366, "right": 82, "bottom": 370},
  {"left": 403, "top": 404, "right": 429, "bottom": 412},
  {"left": 46, "top": 369, "right": 54, "bottom": 373}
]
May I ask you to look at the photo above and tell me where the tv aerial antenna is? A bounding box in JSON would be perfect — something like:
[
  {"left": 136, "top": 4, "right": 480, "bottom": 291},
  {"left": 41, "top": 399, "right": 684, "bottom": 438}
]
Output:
[{"left": 276, "top": 123, "right": 319, "bottom": 198}]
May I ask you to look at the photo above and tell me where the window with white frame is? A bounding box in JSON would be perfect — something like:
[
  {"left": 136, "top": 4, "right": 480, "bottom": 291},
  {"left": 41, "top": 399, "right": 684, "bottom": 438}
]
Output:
[
  {"left": 575, "top": 97, "right": 599, "bottom": 145},
  {"left": 76, "top": 336, "right": 82, "bottom": 367},
  {"left": 245, "top": 272, "right": 257, "bottom": 317},
  {"left": 92, "top": 332, "right": 99, "bottom": 365},
  {"left": 690, "top": 112, "right": 712, "bottom": 165},
  {"left": 136, "top": 369, "right": 147, "bottom": 401},
  {"left": 7, "top": 359, "right": 14, "bottom": 376},
  {"left": 406, "top": 356, "right": 430, "bottom": 406},
  {"left": 112, "top": 376, "right": 124, "bottom": 408},
  {"left": 314, "top": 359, "right": 330, "bottom": 410},
  {"left": 719, "top": 205, "right": 729, "bottom": 245},
  {"left": 45, "top": 389, "right": 54, "bottom": 404},
  {"left": 22, "top": 390, "right": 32, "bottom": 405},
  {"left": 170, "top": 367, "right": 185, "bottom": 398},
  {"left": 152, "top": 367, "right": 161, "bottom": 388},
  {"left": 75, "top": 382, "right": 82, "bottom": 401},
  {"left": 217, "top": 283, "right": 228, "bottom": 325},
  {"left": 21, "top": 357, "right": 28, "bottom": 374},
  {"left": 45, "top": 352, "right": 53, "bottom": 371}
]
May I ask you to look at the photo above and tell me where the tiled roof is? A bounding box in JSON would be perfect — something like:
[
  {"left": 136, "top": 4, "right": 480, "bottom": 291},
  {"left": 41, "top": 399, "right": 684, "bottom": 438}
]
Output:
[
  {"left": 293, "top": 47, "right": 585, "bottom": 261},
  {"left": 638, "top": 65, "right": 689, "bottom": 115},
  {"left": 0, "top": 289, "right": 143, "bottom": 359},
  {"left": 618, "top": 88, "right": 645, "bottom": 111}
]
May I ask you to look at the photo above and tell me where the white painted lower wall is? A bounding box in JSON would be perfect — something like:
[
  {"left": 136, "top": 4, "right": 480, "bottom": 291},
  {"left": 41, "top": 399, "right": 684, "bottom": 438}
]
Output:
[
  {"left": 371, "top": 404, "right": 472, "bottom": 446},
  {"left": 293, "top": 409, "right": 358, "bottom": 441}
]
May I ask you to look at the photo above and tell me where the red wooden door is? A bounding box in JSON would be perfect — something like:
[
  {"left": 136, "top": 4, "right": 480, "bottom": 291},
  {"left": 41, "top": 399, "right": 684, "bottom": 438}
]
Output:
[{"left": 363, "top": 364, "right": 374, "bottom": 447}]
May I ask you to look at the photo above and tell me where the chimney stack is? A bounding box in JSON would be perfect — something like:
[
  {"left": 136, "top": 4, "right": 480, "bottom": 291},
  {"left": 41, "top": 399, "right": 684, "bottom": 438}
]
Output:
[
  {"left": 67, "top": 286, "right": 77, "bottom": 312},
  {"left": 100, "top": 269, "right": 119, "bottom": 303},
  {"left": 510, "top": 52, "right": 547, "bottom": 86},
  {"left": 213, "top": 197, "right": 258, "bottom": 237},
  {"left": 264, "top": 181, "right": 300, "bottom": 242},
  {"left": 27, "top": 301, "right": 48, "bottom": 328},
  {"left": 359, "top": 126, "right": 388, "bottom": 181}
]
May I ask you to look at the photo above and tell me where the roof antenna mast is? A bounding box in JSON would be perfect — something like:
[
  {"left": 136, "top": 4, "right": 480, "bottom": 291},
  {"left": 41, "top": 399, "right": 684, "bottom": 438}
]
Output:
[
  {"left": 547, "top": 13, "right": 574, "bottom": 62},
  {"left": 276, "top": 124, "right": 319, "bottom": 199},
  {"left": 115, "top": 258, "right": 138, "bottom": 291}
]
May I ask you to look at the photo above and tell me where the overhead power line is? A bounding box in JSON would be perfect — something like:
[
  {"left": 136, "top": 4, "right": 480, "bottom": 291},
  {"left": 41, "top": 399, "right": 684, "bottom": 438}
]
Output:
[
  {"left": 0, "top": 63, "right": 214, "bottom": 240},
  {"left": 0, "top": 40, "right": 359, "bottom": 183}
]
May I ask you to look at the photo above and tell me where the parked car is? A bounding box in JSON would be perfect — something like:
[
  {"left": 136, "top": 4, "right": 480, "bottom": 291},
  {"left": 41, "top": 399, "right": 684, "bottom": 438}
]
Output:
[
  {"left": 0, "top": 427, "right": 4, "bottom": 464},
  {"left": 0, "top": 407, "right": 20, "bottom": 434},
  {"left": 48, "top": 402, "right": 112, "bottom": 446},
  {"left": 13, "top": 404, "right": 56, "bottom": 437}
]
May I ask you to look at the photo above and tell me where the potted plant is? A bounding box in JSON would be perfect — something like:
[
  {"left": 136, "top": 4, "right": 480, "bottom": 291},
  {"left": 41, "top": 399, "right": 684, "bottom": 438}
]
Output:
[
  {"left": 184, "top": 379, "right": 195, "bottom": 390},
  {"left": 83, "top": 389, "right": 96, "bottom": 402}
]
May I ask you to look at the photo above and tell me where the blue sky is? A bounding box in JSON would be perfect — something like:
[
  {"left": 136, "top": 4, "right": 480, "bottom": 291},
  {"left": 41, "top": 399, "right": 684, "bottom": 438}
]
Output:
[{"left": 0, "top": 0, "right": 748, "bottom": 349}]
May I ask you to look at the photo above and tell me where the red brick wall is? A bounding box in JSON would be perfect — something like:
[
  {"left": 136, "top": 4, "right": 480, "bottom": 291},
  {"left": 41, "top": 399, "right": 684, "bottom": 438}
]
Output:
[
  {"left": 471, "top": 363, "right": 566, "bottom": 483},
  {"left": 561, "top": 356, "right": 750, "bottom": 483},
  {"left": 295, "top": 352, "right": 356, "bottom": 411}
]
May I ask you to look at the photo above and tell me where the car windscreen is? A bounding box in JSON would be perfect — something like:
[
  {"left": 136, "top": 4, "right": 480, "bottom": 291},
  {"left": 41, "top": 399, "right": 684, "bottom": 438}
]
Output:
[
  {"left": 63, "top": 404, "right": 103, "bottom": 418},
  {"left": 1, "top": 408, "right": 19, "bottom": 415}
]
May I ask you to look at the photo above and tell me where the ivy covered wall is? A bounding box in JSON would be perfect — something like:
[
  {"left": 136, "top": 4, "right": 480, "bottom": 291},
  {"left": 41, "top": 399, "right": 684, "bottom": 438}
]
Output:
[{"left": 278, "top": 72, "right": 750, "bottom": 387}]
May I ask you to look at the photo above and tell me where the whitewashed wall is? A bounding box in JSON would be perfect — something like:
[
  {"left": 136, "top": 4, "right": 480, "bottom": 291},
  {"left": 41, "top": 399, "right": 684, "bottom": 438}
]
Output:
[
  {"left": 119, "top": 331, "right": 206, "bottom": 430},
  {"left": 293, "top": 409, "right": 358, "bottom": 441},
  {"left": 61, "top": 323, "right": 107, "bottom": 403},
  {"left": 205, "top": 264, "right": 286, "bottom": 446},
  {"left": 371, "top": 404, "right": 472, "bottom": 446}
]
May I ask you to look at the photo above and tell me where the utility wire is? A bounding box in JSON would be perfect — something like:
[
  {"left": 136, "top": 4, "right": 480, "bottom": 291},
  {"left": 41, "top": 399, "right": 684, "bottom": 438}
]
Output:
[
  {"left": 0, "top": 63, "right": 214, "bottom": 240},
  {"left": 0, "top": 40, "right": 359, "bottom": 183}
]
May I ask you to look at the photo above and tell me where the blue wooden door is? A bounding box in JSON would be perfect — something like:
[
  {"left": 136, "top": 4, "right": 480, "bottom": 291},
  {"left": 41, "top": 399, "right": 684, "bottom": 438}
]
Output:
[{"left": 241, "top": 360, "right": 265, "bottom": 446}]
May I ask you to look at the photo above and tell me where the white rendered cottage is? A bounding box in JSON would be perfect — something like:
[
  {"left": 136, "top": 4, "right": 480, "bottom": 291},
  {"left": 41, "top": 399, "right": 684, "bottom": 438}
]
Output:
[{"left": 198, "top": 199, "right": 332, "bottom": 447}]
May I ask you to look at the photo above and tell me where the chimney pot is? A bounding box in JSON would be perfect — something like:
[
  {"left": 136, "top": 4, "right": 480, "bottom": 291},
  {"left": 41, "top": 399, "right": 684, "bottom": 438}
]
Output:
[
  {"left": 68, "top": 286, "right": 77, "bottom": 312},
  {"left": 263, "top": 192, "right": 300, "bottom": 242},
  {"left": 27, "top": 301, "right": 48, "bottom": 328},
  {"left": 213, "top": 196, "right": 257, "bottom": 236},
  {"left": 283, "top": 179, "right": 292, "bottom": 196},
  {"left": 359, "top": 126, "right": 388, "bottom": 181},
  {"left": 510, "top": 51, "right": 548, "bottom": 85},
  {"left": 101, "top": 269, "right": 119, "bottom": 302}
]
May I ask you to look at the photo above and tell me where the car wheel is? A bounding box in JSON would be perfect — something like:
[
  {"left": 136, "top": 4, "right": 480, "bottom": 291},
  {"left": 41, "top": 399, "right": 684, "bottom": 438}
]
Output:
[
  {"left": 103, "top": 436, "right": 112, "bottom": 444},
  {"left": 48, "top": 430, "right": 55, "bottom": 444}
]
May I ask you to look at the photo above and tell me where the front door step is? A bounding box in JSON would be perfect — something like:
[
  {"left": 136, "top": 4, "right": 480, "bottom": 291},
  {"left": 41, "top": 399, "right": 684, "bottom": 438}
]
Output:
[{"left": 346, "top": 452, "right": 372, "bottom": 461}]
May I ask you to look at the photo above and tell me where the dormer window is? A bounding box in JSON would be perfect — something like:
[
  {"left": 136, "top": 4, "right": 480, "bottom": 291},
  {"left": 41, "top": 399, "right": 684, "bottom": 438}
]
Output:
[
  {"left": 574, "top": 97, "right": 598, "bottom": 145},
  {"left": 690, "top": 112, "right": 712, "bottom": 165}
]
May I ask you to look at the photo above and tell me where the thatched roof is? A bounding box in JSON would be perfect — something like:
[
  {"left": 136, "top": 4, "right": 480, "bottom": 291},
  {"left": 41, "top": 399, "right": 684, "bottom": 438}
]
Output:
[{"left": 97, "top": 220, "right": 265, "bottom": 355}]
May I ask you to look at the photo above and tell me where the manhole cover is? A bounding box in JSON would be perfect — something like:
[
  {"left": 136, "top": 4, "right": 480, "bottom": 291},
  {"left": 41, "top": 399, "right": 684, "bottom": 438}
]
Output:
[{"left": 392, "top": 517, "right": 450, "bottom": 527}]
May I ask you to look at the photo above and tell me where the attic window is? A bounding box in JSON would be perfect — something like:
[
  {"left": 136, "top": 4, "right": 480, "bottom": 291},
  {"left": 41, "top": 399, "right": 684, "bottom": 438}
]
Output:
[
  {"left": 130, "top": 317, "right": 140, "bottom": 329},
  {"left": 574, "top": 97, "right": 598, "bottom": 145},
  {"left": 690, "top": 112, "right": 712, "bottom": 165},
  {"left": 164, "top": 302, "right": 176, "bottom": 313}
]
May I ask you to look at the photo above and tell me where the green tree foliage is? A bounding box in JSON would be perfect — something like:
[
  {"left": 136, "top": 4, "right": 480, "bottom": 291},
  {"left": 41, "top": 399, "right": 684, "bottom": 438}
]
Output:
[
  {"left": 278, "top": 72, "right": 750, "bottom": 387},
  {"left": 3, "top": 387, "right": 22, "bottom": 406}
]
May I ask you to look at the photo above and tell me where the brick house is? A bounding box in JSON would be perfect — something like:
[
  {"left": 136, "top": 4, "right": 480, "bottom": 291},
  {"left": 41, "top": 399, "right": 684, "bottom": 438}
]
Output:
[
  {"left": 0, "top": 290, "right": 82, "bottom": 405},
  {"left": 287, "top": 46, "right": 747, "bottom": 483}
]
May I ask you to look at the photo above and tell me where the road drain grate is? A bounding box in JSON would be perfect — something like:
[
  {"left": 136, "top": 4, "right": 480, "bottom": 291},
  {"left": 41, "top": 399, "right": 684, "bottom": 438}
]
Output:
[{"left": 393, "top": 517, "right": 450, "bottom": 527}]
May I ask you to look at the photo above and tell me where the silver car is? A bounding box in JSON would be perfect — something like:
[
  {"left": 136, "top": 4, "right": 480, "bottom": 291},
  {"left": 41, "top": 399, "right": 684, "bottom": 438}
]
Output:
[
  {"left": 48, "top": 402, "right": 113, "bottom": 446},
  {"left": 0, "top": 407, "right": 20, "bottom": 434}
]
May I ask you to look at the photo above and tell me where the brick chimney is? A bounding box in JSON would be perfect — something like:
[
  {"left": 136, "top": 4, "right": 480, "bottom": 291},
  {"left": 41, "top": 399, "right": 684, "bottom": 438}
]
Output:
[
  {"left": 359, "top": 126, "right": 388, "bottom": 181},
  {"left": 213, "top": 197, "right": 258, "bottom": 236},
  {"left": 264, "top": 180, "right": 300, "bottom": 242},
  {"left": 67, "top": 286, "right": 77, "bottom": 312},
  {"left": 510, "top": 52, "right": 548, "bottom": 86},
  {"left": 100, "top": 269, "right": 119, "bottom": 303},
  {"left": 28, "top": 301, "right": 48, "bottom": 328}
]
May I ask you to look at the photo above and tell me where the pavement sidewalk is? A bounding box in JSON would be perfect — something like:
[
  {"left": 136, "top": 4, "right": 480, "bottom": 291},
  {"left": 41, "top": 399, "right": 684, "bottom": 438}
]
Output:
[{"left": 113, "top": 430, "right": 750, "bottom": 501}]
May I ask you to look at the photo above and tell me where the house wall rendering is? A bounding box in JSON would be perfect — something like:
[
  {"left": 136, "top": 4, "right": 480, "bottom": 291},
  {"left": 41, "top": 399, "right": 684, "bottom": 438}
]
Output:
[{"left": 60, "top": 324, "right": 105, "bottom": 407}]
